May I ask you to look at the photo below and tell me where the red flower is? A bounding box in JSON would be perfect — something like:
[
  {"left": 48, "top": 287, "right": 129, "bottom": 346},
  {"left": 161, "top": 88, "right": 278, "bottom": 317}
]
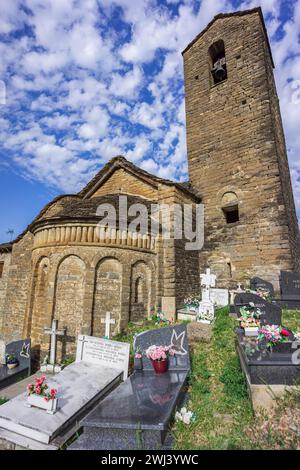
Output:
[
  {"left": 281, "top": 329, "right": 290, "bottom": 337},
  {"left": 35, "top": 386, "right": 41, "bottom": 395}
]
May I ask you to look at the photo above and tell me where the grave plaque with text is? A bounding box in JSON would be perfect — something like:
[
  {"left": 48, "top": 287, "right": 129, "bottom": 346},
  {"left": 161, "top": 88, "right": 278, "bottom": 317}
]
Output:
[{"left": 76, "top": 335, "right": 130, "bottom": 380}]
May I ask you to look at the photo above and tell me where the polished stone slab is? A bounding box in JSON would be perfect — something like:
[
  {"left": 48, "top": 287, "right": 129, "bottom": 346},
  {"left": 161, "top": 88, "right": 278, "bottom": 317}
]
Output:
[
  {"left": 0, "top": 362, "right": 122, "bottom": 444},
  {"left": 70, "top": 370, "right": 188, "bottom": 450},
  {"left": 82, "top": 370, "right": 188, "bottom": 430},
  {"left": 0, "top": 339, "right": 31, "bottom": 391},
  {"left": 236, "top": 332, "right": 300, "bottom": 385},
  {"left": 234, "top": 292, "right": 282, "bottom": 326},
  {"left": 133, "top": 323, "right": 190, "bottom": 371},
  {"left": 250, "top": 277, "right": 275, "bottom": 297},
  {"left": 280, "top": 270, "right": 300, "bottom": 301}
]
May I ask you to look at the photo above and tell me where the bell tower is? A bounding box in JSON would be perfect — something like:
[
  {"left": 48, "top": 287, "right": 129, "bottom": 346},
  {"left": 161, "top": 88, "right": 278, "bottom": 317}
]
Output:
[{"left": 182, "top": 8, "right": 300, "bottom": 290}]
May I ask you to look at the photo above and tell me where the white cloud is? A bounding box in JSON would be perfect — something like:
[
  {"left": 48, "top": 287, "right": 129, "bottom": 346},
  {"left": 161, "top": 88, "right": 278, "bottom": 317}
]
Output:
[{"left": 109, "top": 66, "right": 143, "bottom": 98}]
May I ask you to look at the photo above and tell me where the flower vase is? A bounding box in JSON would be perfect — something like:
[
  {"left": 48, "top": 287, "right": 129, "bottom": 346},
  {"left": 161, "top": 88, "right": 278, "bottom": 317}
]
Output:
[
  {"left": 151, "top": 359, "right": 168, "bottom": 374},
  {"left": 7, "top": 362, "right": 18, "bottom": 370},
  {"left": 134, "top": 357, "right": 143, "bottom": 370},
  {"left": 244, "top": 327, "right": 259, "bottom": 337},
  {"left": 26, "top": 395, "right": 58, "bottom": 415}
]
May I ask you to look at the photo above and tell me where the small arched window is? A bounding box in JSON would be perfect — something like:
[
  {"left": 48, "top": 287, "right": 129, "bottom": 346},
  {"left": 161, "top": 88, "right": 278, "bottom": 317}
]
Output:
[
  {"left": 221, "top": 192, "right": 239, "bottom": 224},
  {"left": 209, "top": 40, "right": 227, "bottom": 85}
]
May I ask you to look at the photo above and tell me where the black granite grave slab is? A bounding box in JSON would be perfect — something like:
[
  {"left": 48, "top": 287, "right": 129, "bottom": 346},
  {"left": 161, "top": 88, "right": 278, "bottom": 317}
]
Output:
[
  {"left": 69, "top": 325, "right": 190, "bottom": 450},
  {"left": 236, "top": 332, "right": 300, "bottom": 385},
  {"left": 250, "top": 277, "right": 275, "bottom": 297},
  {"left": 134, "top": 323, "right": 190, "bottom": 371},
  {"left": 277, "top": 271, "right": 300, "bottom": 310},
  {"left": 280, "top": 271, "right": 300, "bottom": 300},
  {"left": 234, "top": 293, "right": 282, "bottom": 326},
  {"left": 0, "top": 339, "right": 31, "bottom": 391}
]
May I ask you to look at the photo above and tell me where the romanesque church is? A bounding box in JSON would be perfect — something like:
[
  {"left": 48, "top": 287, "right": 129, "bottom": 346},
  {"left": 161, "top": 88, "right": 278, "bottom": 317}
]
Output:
[{"left": 0, "top": 8, "right": 299, "bottom": 363}]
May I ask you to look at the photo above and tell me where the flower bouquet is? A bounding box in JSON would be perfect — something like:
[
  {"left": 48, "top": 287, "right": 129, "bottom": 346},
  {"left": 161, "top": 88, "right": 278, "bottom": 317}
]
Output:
[
  {"left": 238, "top": 305, "right": 261, "bottom": 336},
  {"left": 26, "top": 376, "right": 58, "bottom": 414},
  {"left": 257, "top": 325, "right": 292, "bottom": 351},
  {"left": 6, "top": 354, "right": 19, "bottom": 370},
  {"left": 183, "top": 295, "right": 201, "bottom": 312},
  {"left": 151, "top": 308, "right": 171, "bottom": 325},
  {"left": 146, "top": 345, "right": 175, "bottom": 374}
]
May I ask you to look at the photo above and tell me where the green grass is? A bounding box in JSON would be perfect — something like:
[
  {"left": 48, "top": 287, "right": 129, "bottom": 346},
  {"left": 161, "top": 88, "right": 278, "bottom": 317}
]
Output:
[
  {"left": 0, "top": 397, "right": 8, "bottom": 406},
  {"left": 282, "top": 310, "right": 300, "bottom": 331},
  {"left": 172, "top": 307, "right": 253, "bottom": 450}
]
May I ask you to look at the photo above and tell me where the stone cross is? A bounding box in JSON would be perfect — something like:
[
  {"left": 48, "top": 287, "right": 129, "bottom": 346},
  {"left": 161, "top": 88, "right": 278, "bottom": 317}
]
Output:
[
  {"left": 200, "top": 268, "right": 216, "bottom": 289},
  {"left": 44, "top": 319, "right": 66, "bottom": 365},
  {"left": 101, "top": 312, "right": 115, "bottom": 339}
]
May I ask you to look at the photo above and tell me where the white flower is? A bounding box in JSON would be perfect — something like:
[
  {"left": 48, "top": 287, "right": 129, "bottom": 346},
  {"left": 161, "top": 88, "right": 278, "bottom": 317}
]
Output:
[{"left": 175, "top": 407, "right": 194, "bottom": 425}]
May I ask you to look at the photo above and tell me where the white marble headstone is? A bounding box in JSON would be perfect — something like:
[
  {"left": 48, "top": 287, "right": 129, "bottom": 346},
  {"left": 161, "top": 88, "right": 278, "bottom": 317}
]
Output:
[
  {"left": 76, "top": 335, "right": 130, "bottom": 380},
  {"left": 0, "top": 340, "right": 6, "bottom": 365},
  {"left": 209, "top": 288, "right": 229, "bottom": 307}
]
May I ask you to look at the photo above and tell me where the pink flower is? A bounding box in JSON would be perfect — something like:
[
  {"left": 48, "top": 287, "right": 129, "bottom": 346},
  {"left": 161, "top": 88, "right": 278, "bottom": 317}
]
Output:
[
  {"left": 35, "top": 386, "right": 41, "bottom": 395},
  {"left": 135, "top": 353, "right": 142, "bottom": 359},
  {"left": 50, "top": 388, "right": 57, "bottom": 398}
]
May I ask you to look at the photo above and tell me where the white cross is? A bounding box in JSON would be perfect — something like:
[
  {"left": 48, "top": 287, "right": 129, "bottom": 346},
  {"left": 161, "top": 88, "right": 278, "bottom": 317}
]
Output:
[
  {"left": 101, "top": 312, "right": 115, "bottom": 339},
  {"left": 200, "top": 268, "right": 216, "bottom": 289},
  {"left": 44, "top": 319, "right": 66, "bottom": 365}
]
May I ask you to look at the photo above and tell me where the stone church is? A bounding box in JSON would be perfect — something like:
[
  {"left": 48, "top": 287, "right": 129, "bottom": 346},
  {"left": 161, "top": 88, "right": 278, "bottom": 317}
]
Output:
[{"left": 0, "top": 8, "right": 299, "bottom": 362}]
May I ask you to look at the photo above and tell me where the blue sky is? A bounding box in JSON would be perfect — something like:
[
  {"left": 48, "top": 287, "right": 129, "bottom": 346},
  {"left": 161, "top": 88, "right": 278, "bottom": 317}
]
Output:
[{"left": 0, "top": 0, "right": 300, "bottom": 243}]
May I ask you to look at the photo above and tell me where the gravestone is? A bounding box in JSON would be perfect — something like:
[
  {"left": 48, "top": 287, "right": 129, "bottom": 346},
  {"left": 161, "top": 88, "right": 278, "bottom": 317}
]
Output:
[
  {"left": 70, "top": 324, "right": 190, "bottom": 450},
  {"left": 0, "top": 339, "right": 31, "bottom": 391},
  {"left": 250, "top": 277, "right": 275, "bottom": 297},
  {"left": 236, "top": 332, "right": 300, "bottom": 385},
  {"left": 278, "top": 271, "right": 300, "bottom": 310},
  {"left": 210, "top": 288, "right": 229, "bottom": 307},
  {"left": 76, "top": 335, "right": 130, "bottom": 380},
  {"left": 0, "top": 336, "right": 130, "bottom": 449},
  {"left": 234, "top": 292, "right": 282, "bottom": 326}
]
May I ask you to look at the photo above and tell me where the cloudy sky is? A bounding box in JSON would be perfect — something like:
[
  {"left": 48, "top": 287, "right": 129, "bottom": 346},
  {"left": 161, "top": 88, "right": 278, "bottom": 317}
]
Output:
[{"left": 0, "top": 0, "right": 299, "bottom": 243}]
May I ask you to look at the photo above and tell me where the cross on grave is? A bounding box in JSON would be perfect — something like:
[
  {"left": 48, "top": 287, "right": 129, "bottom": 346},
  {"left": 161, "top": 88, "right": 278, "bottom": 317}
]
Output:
[
  {"left": 101, "top": 312, "right": 115, "bottom": 339},
  {"left": 200, "top": 268, "right": 216, "bottom": 289},
  {"left": 44, "top": 319, "right": 66, "bottom": 366}
]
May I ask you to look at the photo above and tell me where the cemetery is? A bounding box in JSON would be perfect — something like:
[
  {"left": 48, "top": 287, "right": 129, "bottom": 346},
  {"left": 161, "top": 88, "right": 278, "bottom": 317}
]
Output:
[{"left": 0, "top": 266, "right": 300, "bottom": 450}]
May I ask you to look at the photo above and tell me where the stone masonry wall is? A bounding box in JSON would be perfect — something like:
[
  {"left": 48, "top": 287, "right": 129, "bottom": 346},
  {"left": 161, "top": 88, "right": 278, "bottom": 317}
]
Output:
[
  {"left": 1, "top": 232, "right": 34, "bottom": 342},
  {"left": 0, "top": 252, "right": 11, "bottom": 336},
  {"left": 21, "top": 244, "right": 157, "bottom": 363},
  {"left": 183, "top": 11, "right": 299, "bottom": 291},
  {"left": 90, "top": 169, "right": 159, "bottom": 201}
]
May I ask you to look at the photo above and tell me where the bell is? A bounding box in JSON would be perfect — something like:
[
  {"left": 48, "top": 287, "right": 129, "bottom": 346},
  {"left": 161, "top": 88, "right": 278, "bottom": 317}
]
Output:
[{"left": 213, "top": 59, "right": 226, "bottom": 81}]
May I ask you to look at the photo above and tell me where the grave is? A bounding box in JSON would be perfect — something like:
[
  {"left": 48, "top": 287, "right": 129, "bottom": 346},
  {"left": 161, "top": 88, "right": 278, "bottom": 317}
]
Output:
[
  {"left": 0, "top": 335, "right": 130, "bottom": 449},
  {"left": 236, "top": 332, "right": 300, "bottom": 385},
  {"left": 0, "top": 339, "right": 31, "bottom": 391},
  {"left": 278, "top": 270, "right": 300, "bottom": 310},
  {"left": 250, "top": 277, "right": 275, "bottom": 297},
  {"left": 69, "top": 324, "right": 190, "bottom": 450},
  {"left": 199, "top": 268, "right": 215, "bottom": 323},
  {"left": 209, "top": 288, "right": 229, "bottom": 307},
  {"left": 234, "top": 292, "right": 282, "bottom": 326}
]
